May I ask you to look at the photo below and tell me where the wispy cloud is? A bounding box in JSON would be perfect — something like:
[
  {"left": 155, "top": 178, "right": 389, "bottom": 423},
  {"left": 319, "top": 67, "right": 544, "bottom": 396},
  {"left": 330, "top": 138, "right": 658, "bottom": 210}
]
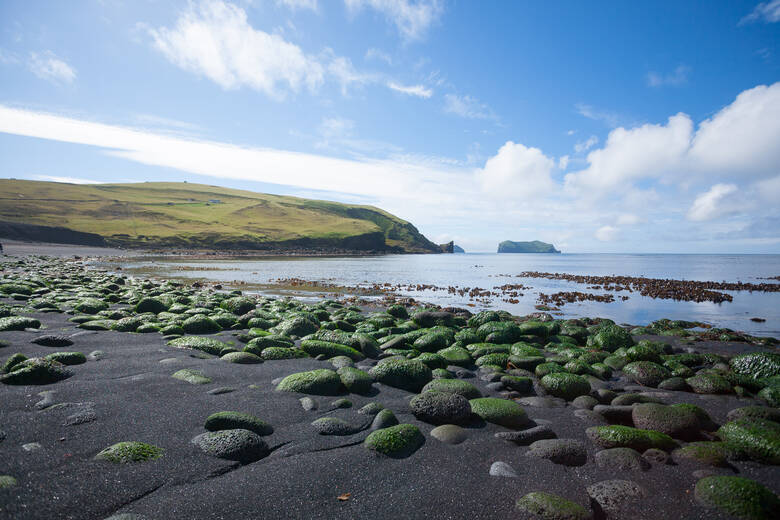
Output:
[
  {"left": 575, "top": 103, "right": 620, "bottom": 127},
  {"left": 0, "top": 48, "right": 20, "bottom": 64},
  {"left": 647, "top": 65, "right": 690, "bottom": 87},
  {"left": 574, "top": 135, "right": 598, "bottom": 153},
  {"left": 443, "top": 94, "right": 496, "bottom": 120},
  {"left": 739, "top": 0, "right": 780, "bottom": 25},
  {"left": 365, "top": 47, "right": 392, "bottom": 65},
  {"left": 387, "top": 81, "right": 432, "bottom": 98},
  {"left": 29, "top": 51, "right": 76, "bottom": 84},
  {"left": 276, "top": 0, "right": 318, "bottom": 12},
  {"left": 344, "top": 0, "right": 443, "bottom": 42},
  {"left": 134, "top": 114, "right": 202, "bottom": 132}
]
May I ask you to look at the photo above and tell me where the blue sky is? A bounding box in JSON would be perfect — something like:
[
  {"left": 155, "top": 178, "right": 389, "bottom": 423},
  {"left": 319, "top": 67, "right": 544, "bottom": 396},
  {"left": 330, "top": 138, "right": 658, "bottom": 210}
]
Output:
[{"left": 1, "top": 0, "right": 779, "bottom": 252}]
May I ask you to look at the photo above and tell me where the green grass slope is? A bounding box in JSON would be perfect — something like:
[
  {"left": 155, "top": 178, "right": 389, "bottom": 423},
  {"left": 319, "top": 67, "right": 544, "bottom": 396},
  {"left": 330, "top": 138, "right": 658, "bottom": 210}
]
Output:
[{"left": 0, "top": 179, "right": 440, "bottom": 253}]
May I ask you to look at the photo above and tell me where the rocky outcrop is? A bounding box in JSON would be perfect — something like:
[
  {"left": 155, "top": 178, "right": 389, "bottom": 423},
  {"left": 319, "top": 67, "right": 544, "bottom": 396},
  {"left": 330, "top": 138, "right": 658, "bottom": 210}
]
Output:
[{"left": 497, "top": 240, "right": 560, "bottom": 254}]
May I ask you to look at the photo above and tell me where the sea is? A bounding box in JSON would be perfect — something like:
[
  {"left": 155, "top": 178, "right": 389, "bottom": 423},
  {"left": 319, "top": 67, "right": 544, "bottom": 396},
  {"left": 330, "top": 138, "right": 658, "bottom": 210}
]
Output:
[{"left": 118, "top": 253, "right": 780, "bottom": 338}]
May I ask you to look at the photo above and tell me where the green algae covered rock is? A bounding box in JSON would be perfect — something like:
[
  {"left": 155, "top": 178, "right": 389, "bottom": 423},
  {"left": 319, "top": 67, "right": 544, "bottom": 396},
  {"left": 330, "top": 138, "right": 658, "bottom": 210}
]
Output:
[
  {"left": 1, "top": 358, "right": 71, "bottom": 385},
  {"left": 272, "top": 316, "right": 318, "bottom": 337},
  {"left": 95, "top": 441, "right": 163, "bottom": 463},
  {"left": 587, "top": 325, "right": 634, "bottom": 352},
  {"left": 205, "top": 411, "right": 273, "bottom": 436},
  {"left": 337, "top": 366, "right": 374, "bottom": 394},
  {"left": 172, "top": 369, "right": 211, "bottom": 385},
  {"left": 168, "top": 336, "right": 228, "bottom": 355},
  {"left": 695, "top": 476, "right": 780, "bottom": 520},
  {"left": 686, "top": 373, "right": 732, "bottom": 394},
  {"left": 135, "top": 297, "right": 168, "bottom": 314},
  {"left": 220, "top": 296, "right": 256, "bottom": 315},
  {"left": 586, "top": 425, "right": 678, "bottom": 452},
  {"left": 540, "top": 372, "right": 591, "bottom": 401},
  {"left": 717, "top": 418, "right": 780, "bottom": 464},
  {"left": 469, "top": 397, "right": 529, "bottom": 429},
  {"left": 727, "top": 406, "right": 780, "bottom": 423},
  {"left": 73, "top": 298, "right": 108, "bottom": 314},
  {"left": 43, "top": 351, "right": 86, "bottom": 366},
  {"left": 2, "top": 353, "right": 28, "bottom": 373},
  {"left": 631, "top": 403, "right": 701, "bottom": 440},
  {"left": 515, "top": 491, "right": 591, "bottom": 520},
  {"left": 673, "top": 442, "right": 732, "bottom": 467},
  {"left": 0, "top": 316, "right": 41, "bottom": 331},
  {"left": 364, "top": 424, "right": 424, "bottom": 458},
  {"left": 0, "top": 475, "right": 17, "bottom": 489},
  {"left": 261, "top": 347, "right": 309, "bottom": 360},
  {"left": 422, "top": 378, "right": 482, "bottom": 399},
  {"left": 220, "top": 351, "right": 262, "bottom": 364},
  {"left": 730, "top": 352, "right": 780, "bottom": 380},
  {"left": 276, "top": 369, "right": 343, "bottom": 395},
  {"left": 300, "top": 340, "right": 364, "bottom": 361},
  {"left": 758, "top": 385, "right": 780, "bottom": 407},
  {"left": 536, "top": 362, "right": 566, "bottom": 378},
  {"left": 192, "top": 429, "right": 269, "bottom": 463},
  {"left": 181, "top": 315, "right": 222, "bottom": 334},
  {"left": 622, "top": 361, "right": 670, "bottom": 388},
  {"left": 369, "top": 359, "right": 432, "bottom": 392},
  {"left": 411, "top": 391, "right": 472, "bottom": 425}
]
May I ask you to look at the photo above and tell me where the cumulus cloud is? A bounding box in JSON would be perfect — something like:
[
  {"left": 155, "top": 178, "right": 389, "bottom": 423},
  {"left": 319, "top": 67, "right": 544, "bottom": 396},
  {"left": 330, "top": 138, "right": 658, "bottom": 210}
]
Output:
[
  {"left": 595, "top": 225, "right": 619, "bottom": 242},
  {"left": 646, "top": 65, "right": 690, "bottom": 87},
  {"left": 387, "top": 81, "right": 432, "bottom": 98},
  {"left": 344, "top": 0, "right": 443, "bottom": 41},
  {"left": 558, "top": 155, "right": 569, "bottom": 170},
  {"left": 29, "top": 51, "right": 76, "bottom": 84},
  {"left": 687, "top": 184, "right": 740, "bottom": 221},
  {"left": 476, "top": 141, "right": 555, "bottom": 199},
  {"left": 148, "top": 0, "right": 325, "bottom": 99},
  {"left": 740, "top": 0, "right": 780, "bottom": 25}
]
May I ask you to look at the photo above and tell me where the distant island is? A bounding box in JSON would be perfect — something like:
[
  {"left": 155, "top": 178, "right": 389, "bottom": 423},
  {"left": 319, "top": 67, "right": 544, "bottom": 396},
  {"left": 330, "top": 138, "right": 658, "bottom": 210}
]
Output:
[
  {"left": 453, "top": 244, "right": 465, "bottom": 253},
  {"left": 438, "top": 241, "right": 466, "bottom": 254},
  {"left": 497, "top": 240, "right": 561, "bottom": 254},
  {"left": 0, "top": 179, "right": 441, "bottom": 254}
]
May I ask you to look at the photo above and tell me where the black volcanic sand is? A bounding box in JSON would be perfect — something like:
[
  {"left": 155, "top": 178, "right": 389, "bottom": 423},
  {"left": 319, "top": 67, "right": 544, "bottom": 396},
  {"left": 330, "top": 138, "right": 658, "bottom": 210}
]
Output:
[{"left": 0, "top": 256, "right": 779, "bottom": 520}]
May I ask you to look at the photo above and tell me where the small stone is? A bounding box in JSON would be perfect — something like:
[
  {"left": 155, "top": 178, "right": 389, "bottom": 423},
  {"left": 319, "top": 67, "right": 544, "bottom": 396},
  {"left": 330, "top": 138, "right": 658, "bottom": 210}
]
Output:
[
  {"left": 642, "top": 448, "right": 669, "bottom": 465},
  {"left": 299, "top": 397, "right": 318, "bottom": 411},
  {"left": 330, "top": 398, "right": 352, "bottom": 409},
  {"left": 370, "top": 409, "right": 398, "bottom": 430},
  {"left": 311, "top": 417, "right": 359, "bottom": 436},
  {"left": 0, "top": 475, "right": 17, "bottom": 489},
  {"left": 358, "top": 402, "right": 384, "bottom": 416},
  {"left": 192, "top": 429, "right": 268, "bottom": 463},
  {"left": 430, "top": 424, "right": 468, "bottom": 444},
  {"left": 489, "top": 461, "right": 518, "bottom": 478},
  {"left": 411, "top": 391, "right": 472, "bottom": 425},
  {"left": 572, "top": 395, "right": 599, "bottom": 410},
  {"left": 517, "top": 396, "right": 566, "bottom": 408},
  {"left": 594, "top": 448, "right": 649, "bottom": 471},
  {"left": 586, "top": 479, "right": 644, "bottom": 514},
  {"left": 208, "top": 387, "right": 235, "bottom": 395},
  {"left": 22, "top": 442, "right": 42, "bottom": 452},
  {"left": 495, "top": 425, "right": 556, "bottom": 445},
  {"left": 88, "top": 350, "right": 104, "bottom": 361},
  {"left": 35, "top": 390, "right": 57, "bottom": 410},
  {"left": 515, "top": 491, "right": 591, "bottom": 520},
  {"left": 95, "top": 441, "right": 163, "bottom": 463}
]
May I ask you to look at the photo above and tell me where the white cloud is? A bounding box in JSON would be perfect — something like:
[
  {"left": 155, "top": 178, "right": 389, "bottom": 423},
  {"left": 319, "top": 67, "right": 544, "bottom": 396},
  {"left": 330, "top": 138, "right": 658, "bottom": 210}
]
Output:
[
  {"left": 365, "top": 47, "right": 392, "bottom": 65},
  {"left": 148, "top": 0, "right": 324, "bottom": 99},
  {"left": 134, "top": 114, "right": 202, "bottom": 132},
  {"left": 595, "top": 225, "right": 619, "bottom": 242},
  {"left": 276, "top": 0, "right": 318, "bottom": 11},
  {"left": 558, "top": 155, "right": 569, "bottom": 170},
  {"left": 565, "top": 113, "right": 693, "bottom": 190},
  {"left": 566, "top": 129, "right": 576, "bottom": 136},
  {"left": 647, "top": 65, "right": 690, "bottom": 87},
  {"left": 344, "top": 0, "right": 443, "bottom": 41},
  {"left": 33, "top": 175, "right": 103, "bottom": 184},
  {"left": 443, "top": 94, "right": 495, "bottom": 120},
  {"left": 29, "top": 51, "right": 76, "bottom": 84},
  {"left": 575, "top": 103, "right": 620, "bottom": 127},
  {"left": 574, "top": 135, "right": 598, "bottom": 153},
  {"left": 476, "top": 141, "right": 555, "bottom": 199},
  {"left": 689, "top": 82, "right": 780, "bottom": 178},
  {"left": 740, "top": 0, "right": 780, "bottom": 24},
  {"left": 387, "top": 81, "right": 432, "bottom": 98},
  {"left": 687, "top": 184, "right": 740, "bottom": 221},
  {"left": 617, "top": 214, "right": 641, "bottom": 226},
  {"left": 326, "top": 54, "right": 374, "bottom": 94}
]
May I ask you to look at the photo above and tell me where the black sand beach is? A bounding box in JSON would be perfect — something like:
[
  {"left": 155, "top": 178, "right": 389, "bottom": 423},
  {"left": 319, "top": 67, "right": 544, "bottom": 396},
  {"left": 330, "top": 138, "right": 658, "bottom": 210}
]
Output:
[{"left": 1, "top": 247, "right": 779, "bottom": 520}]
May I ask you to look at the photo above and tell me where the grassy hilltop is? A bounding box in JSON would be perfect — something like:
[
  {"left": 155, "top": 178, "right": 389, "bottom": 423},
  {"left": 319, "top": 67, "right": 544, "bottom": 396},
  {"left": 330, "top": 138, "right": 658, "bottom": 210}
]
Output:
[{"left": 0, "top": 179, "right": 440, "bottom": 253}]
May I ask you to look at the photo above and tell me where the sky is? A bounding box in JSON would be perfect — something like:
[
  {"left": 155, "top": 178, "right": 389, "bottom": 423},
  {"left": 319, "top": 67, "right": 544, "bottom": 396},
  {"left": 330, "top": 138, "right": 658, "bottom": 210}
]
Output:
[{"left": 0, "top": 0, "right": 779, "bottom": 253}]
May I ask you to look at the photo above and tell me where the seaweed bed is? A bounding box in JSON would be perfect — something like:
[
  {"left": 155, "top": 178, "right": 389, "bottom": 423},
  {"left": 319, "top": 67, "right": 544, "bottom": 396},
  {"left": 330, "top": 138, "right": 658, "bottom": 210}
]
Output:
[{"left": 0, "top": 253, "right": 779, "bottom": 520}]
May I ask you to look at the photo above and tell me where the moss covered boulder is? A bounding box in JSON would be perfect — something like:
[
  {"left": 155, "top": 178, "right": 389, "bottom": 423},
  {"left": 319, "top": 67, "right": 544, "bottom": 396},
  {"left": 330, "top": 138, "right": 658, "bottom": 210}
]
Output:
[
  {"left": 730, "top": 352, "right": 780, "bottom": 380},
  {"left": 73, "top": 298, "right": 108, "bottom": 315},
  {"left": 673, "top": 442, "right": 732, "bottom": 467},
  {"left": 205, "top": 411, "right": 273, "bottom": 436},
  {"left": 369, "top": 359, "right": 432, "bottom": 392},
  {"left": 0, "top": 316, "right": 41, "bottom": 331},
  {"left": 438, "top": 346, "right": 473, "bottom": 367},
  {"left": 410, "top": 391, "right": 472, "bottom": 425},
  {"left": 515, "top": 491, "right": 591, "bottom": 520},
  {"left": 622, "top": 361, "right": 670, "bottom": 388},
  {"left": 337, "top": 367, "right": 374, "bottom": 394},
  {"left": 181, "top": 315, "right": 222, "bottom": 334},
  {"left": 276, "top": 369, "right": 343, "bottom": 395},
  {"left": 422, "top": 378, "right": 481, "bottom": 399},
  {"left": 695, "top": 476, "right": 780, "bottom": 520},
  {"left": 469, "top": 397, "right": 529, "bottom": 429},
  {"left": 261, "top": 347, "right": 308, "bottom": 360},
  {"left": 95, "top": 441, "right": 163, "bottom": 463},
  {"left": 686, "top": 373, "right": 732, "bottom": 394},
  {"left": 364, "top": 424, "right": 424, "bottom": 458},
  {"left": 540, "top": 373, "right": 591, "bottom": 401},
  {"left": 586, "top": 425, "right": 678, "bottom": 452},
  {"left": 272, "top": 316, "right": 318, "bottom": 337},
  {"left": 1, "top": 358, "right": 72, "bottom": 385},
  {"left": 220, "top": 351, "right": 262, "bottom": 364},
  {"left": 135, "top": 297, "right": 168, "bottom": 314},
  {"left": 168, "top": 336, "right": 228, "bottom": 356},
  {"left": 300, "top": 340, "right": 364, "bottom": 361},
  {"left": 587, "top": 325, "right": 634, "bottom": 352},
  {"left": 172, "top": 369, "right": 211, "bottom": 385},
  {"left": 717, "top": 418, "right": 780, "bottom": 464},
  {"left": 631, "top": 403, "right": 701, "bottom": 440}
]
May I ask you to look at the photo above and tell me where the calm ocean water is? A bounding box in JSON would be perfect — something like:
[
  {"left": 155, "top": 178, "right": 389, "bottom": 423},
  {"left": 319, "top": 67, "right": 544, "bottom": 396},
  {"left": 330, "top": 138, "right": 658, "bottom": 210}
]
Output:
[{"left": 119, "top": 253, "right": 780, "bottom": 337}]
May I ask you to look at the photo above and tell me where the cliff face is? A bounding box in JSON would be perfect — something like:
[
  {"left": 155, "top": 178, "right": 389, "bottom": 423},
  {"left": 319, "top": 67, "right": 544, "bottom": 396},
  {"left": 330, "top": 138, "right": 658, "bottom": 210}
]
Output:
[
  {"left": 497, "top": 240, "right": 561, "bottom": 254},
  {"left": 0, "top": 180, "right": 441, "bottom": 253}
]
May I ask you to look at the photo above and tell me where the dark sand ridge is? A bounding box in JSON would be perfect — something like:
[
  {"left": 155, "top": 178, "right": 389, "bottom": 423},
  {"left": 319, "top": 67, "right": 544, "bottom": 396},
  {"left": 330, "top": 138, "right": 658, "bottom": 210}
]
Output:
[{"left": 0, "top": 250, "right": 779, "bottom": 519}]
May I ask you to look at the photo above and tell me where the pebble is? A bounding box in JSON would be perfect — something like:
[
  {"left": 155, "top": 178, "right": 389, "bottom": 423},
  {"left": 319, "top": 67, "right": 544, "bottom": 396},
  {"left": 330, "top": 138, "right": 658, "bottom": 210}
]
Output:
[
  {"left": 525, "top": 439, "right": 588, "bottom": 466},
  {"left": 495, "top": 425, "right": 556, "bottom": 445},
  {"left": 489, "top": 461, "right": 518, "bottom": 478},
  {"left": 586, "top": 479, "right": 645, "bottom": 513},
  {"left": 299, "top": 397, "right": 318, "bottom": 411},
  {"left": 22, "top": 442, "right": 42, "bottom": 452},
  {"left": 516, "top": 396, "right": 565, "bottom": 408},
  {"left": 207, "top": 387, "right": 236, "bottom": 395},
  {"left": 430, "top": 424, "right": 468, "bottom": 444},
  {"left": 594, "top": 448, "right": 650, "bottom": 472},
  {"left": 35, "top": 390, "right": 57, "bottom": 410},
  {"left": 88, "top": 350, "right": 104, "bottom": 361}
]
